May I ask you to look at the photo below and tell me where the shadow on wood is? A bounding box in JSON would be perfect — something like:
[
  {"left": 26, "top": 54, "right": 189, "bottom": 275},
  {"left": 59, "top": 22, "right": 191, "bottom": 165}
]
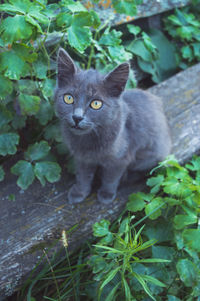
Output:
[{"left": 1, "top": 63, "right": 200, "bottom": 300}]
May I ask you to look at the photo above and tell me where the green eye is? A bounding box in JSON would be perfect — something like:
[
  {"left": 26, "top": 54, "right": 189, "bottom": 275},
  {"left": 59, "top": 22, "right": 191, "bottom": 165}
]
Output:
[
  {"left": 90, "top": 100, "right": 103, "bottom": 110},
  {"left": 64, "top": 94, "right": 74, "bottom": 104}
]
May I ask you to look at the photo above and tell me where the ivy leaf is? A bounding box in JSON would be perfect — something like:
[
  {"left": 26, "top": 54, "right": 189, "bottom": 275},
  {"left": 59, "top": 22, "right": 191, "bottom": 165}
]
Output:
[
  {"left": 11, "top": 160, "right": 35, "bottom": 190},
  {"left": 0, "top": 166, "right": 5, "bottom": 182},
  {"left": 176, "top": 259, "right": 197, "bottom": 287},
  {"left": 173, "top": 214, "right": 197, "bottom": 230},
  {"left": 18, "top": 93, "right": 41, "bottom": 115},
  {"left": 93, "top": 219, "right": 111, "bottom": 237},
  {"left": 0, "top": 75, "right": 13, "bottom": 99},
  {"left": 112, "top": 0, "right": 137, "bottom": 16},
  {"left": 0, "top": 15, "right": 32, "bottom": 43},
  {"left": 0, "top": 133, "right": 19, "bottom": 156},
  {"left": 67, "top": 12, "right": 92, "bottom": 53},
  {"left": 34, "top": 161, "right": 61, "bottom": 186},
  {"left": 25, "top": 141, "right": 50, "bottom": 162}
]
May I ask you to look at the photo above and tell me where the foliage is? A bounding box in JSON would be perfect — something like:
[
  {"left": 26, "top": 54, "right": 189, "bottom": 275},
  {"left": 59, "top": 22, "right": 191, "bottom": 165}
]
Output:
[
  {"left": 89, "top": 220, "right": 169, "bottom": 301},
  {"left": 164, "top": 2, "right": 200, "bottom": 69},
  {"left": 127, "top": 155, "right": 200, "bottom": 300},
  {"left": 10, "top": 155, "right": 200, "bottom": 301}
]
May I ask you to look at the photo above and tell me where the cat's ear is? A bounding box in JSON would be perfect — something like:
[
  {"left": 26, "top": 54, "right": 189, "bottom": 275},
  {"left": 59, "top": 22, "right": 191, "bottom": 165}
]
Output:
[
  {"left": 57, "top": 48, "right": 76, "bottom": 87},
  {"left": 103, "top": 63, "right": 129, "bottom": 97}
]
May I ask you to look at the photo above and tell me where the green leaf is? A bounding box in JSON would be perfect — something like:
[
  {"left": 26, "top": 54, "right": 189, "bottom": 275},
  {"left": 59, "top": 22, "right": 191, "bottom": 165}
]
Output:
[
  {"left": 145, "top": 198, "right": 164, "bottom": 220},
  {"left": 147, "top": 175, "right": 164, "bottom": 194},
  {"left": 167, "top": 296, "right": 181, "bottom": 301},
  {"left": 0, "top": 50, "right": 29, "bottom": 80},
  {"left": 32, "top": 54, "right": 48, "bottom": 80},
  {"left": 44, "top": 123, "right": 62, "bottom": 143},
  {"left": 56, "top": 13, "right": 72, "bottom": 27},
  {"left": 0, "top": 15, "right": 32, "bottom": 43},
  {"left": 142, "top": 275, "right": 166, "bottom": 287},
  {"left": 127, "top": 192, "right": 146, "bottom": 212},
  {"left": 126, "top": 39, "right": 153, "bottom": 62},
  {"left": 122, "top": 276, "right": 132, "bottom": 299},
  {"left": 67, "top": 12, "right": 93, "bottom": 53},
  {"left": 99, "top": 28, "right": 122, "bottom": 46},
  {"left": 0, "top": 133, "right": 19, "bottom": 156},
  {"left": 61, "top": 0, "right": 87, "bottom": 13},
  {"left": 182, "top": 229, "right": 200, "bottom": 252},
  {"left": 11, "top": 160, "right": 35, "bottom": 190},
  {"left": 105, "top": 282, "right": 120, "bottom": 301},
  {"left": 88, "top": 255, "right": 107, "bottom": 273},
  {"left": 112, "top": 0, "right": 137, "bottom": 16},
  {"left": 0, "top": 75, "right": 13, "bottom": 99},
  {"left": 0, "top": 105, "right": 13, "bottom": 127},
  {"left": 0, "top": 0, "right": 31, "bottom": 14},
  {"left": 0, "top": 166, "right": 5, "bottom": 182},
  {"left": 18, "top": 93, "right": 41, "bottom": 115},
  {"left": 108, "top": 46, "right": 132, "bottom": 63},
  {"left": 152, "top": 246, "right": 175, "bottom": 261},
  {"left": 181, "top": 45, "right": 193, "bottom": 61},
  {"left": 41, "top": 79, "right": 56, "bottom": 99},
  {"left": 127, "top": 24, "right": 141, "bottom": 36},
  {"left": 99, "top": 267, "right": 121, "bottom": 295},
  {"left": 89, "top": 10, "right": 101, "bottom": 29},
  {"left": 176, "top": 259, "right": 197, "bottom": 287},
  {"left": 36, "top": 101, "right": 54, "bottom": 126},
  {"left": 34, "top": 161, "right": 61, "bottom": 186},
  {"left": 173, "top": 214, "right": 197, "bottom": 230},
  {"left": 93, "top": 219, "right": 111, "bottom": 237},
  {"left": 25, "top": 141, "right": 50, "bottom": 162}
]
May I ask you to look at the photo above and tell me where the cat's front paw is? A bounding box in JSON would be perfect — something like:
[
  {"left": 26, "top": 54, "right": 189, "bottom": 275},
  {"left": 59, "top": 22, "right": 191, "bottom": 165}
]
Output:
[
  {"left": 97, "top": 189, "right": 116, "bottom": 204},
  {"left": 68, "top": 184, "right": 89, "bottom": 204}
]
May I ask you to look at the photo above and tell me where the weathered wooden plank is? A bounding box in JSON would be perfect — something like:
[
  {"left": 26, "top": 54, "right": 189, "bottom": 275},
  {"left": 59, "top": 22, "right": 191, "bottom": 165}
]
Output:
[
  {"left": 1, "top": 63, "right": 200, "bottom": 300},
  {"left": 83, "top": 0, "right": 190, "bottom": 25}
]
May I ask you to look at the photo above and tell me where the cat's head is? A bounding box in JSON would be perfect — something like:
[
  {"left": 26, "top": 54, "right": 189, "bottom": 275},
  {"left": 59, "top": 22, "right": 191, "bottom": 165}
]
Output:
[{"left": 54, "top": 48, "right": 129, "bottom": 136}]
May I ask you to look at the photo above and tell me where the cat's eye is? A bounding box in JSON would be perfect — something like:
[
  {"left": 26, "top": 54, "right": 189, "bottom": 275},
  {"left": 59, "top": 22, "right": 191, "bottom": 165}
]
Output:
[
  {"left": 64, "top": 94, "right": 74, "bottom": 104},
  {"left": 90, "top": 100, "right": 103, "bottom": 110}
]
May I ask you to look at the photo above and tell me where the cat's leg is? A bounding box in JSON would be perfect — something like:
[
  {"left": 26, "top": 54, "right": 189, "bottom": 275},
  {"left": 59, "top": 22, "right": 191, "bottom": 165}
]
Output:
[
  {"left": 68, "top": 161, "right": 96, "bottom": 204},
  {"left": 97, "top": 164, "right": 126, "bottom": 204}
]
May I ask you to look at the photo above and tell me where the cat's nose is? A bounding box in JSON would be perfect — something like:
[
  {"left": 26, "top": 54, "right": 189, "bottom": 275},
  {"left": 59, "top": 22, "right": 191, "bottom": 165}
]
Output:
[{"left": 72, "top": 115, "right": 83, "bottom": 125}]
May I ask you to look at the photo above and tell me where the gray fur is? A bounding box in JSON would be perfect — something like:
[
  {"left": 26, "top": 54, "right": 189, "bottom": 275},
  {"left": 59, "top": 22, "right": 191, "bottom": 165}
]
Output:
[{"left": 55, "top": 48, "right": 172, "bottom": 204}]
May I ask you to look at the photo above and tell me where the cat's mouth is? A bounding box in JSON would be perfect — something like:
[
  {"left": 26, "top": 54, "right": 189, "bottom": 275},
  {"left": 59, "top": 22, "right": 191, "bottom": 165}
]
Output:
[{"left": 70, "top": 124, "right": 91, "bottom": 135}]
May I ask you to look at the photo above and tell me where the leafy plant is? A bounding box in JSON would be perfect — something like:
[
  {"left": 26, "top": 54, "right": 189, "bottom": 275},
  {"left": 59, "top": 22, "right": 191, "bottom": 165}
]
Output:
[
  {"left": 89, "top": 219, "right": 169, "bottom": 301},
  {"left": 164, "top": 5, "right": 200, "bottom": 69},
  {"left": 127, "top": 155, "right": 200, "bottom": 299}
]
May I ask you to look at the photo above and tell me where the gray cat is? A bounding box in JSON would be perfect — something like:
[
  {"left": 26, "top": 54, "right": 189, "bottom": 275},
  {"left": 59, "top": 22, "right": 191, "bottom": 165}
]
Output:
[{"left": 55, "top": 48, "right": 171, "bottom": 204}]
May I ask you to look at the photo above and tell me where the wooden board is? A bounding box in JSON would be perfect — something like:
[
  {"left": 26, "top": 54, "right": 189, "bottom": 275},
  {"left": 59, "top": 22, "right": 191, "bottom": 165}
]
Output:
[
  {"left": 83, "top": 0, "right": 190, "bottom": 25},
  {"left": 1, "top": 63, "right": 200, "bottom": 300}
]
